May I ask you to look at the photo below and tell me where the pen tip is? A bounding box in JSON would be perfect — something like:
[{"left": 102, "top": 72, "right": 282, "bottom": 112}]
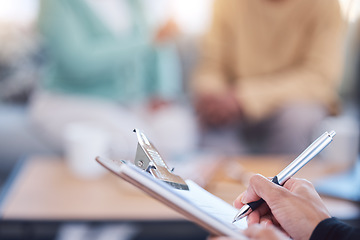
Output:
[{"left": 232, "top": 205, "right": 252, "bottom": 224}]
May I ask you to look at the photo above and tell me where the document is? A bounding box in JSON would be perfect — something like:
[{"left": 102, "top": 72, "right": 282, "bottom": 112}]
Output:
[{"left": 96, "top": 156, "right": 248, "bottom": 239}]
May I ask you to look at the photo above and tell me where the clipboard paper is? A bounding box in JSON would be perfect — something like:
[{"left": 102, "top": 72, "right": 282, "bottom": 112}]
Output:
[{"left": 96, "top": 156, "right": 247, "bottom": 239}]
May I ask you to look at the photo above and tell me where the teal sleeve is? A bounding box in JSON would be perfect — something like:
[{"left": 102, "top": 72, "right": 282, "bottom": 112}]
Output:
[
  {"left": 156, "top": 43, "right": 182, "bottom": 99},
  {"left": 38, "top": 0, "right": 150, "bottom": 85}
]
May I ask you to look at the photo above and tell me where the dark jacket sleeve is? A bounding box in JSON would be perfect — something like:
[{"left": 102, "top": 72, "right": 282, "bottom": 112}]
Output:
[{"left": 310, "top": 218, "right": 360, "bottom": 240}]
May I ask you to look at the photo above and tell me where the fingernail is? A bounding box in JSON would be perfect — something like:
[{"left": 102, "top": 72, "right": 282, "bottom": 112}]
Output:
[
  {"left": 233, "top": 196, "right": 241, "bottom": 208},
  {"left": 241, "top": 191, "right": 248, "bottom": 203}
]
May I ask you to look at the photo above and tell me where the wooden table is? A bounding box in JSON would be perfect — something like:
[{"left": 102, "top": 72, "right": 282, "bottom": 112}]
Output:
[
  {"left": 208, "top": 155, "right": 347, "bottom": 203},
  {"left": 0, "top": 156, "right": 184, "bottom": 220},
  {"left": 208, "top": 156, "right": 360, "bottom": 220},
  {"left": 0, "top": 155, "right": 358, "bottom": 221}
]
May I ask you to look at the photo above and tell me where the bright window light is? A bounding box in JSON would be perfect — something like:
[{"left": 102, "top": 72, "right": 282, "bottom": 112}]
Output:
[
  {"left": 170, "top": 0, "right": 214, "bottom": 36},
  {"left": 339, "top": 0, "right": 360, "bottom": 22},
  {"left": 0, "top": 0, "right": 39, "bottom": 25}
]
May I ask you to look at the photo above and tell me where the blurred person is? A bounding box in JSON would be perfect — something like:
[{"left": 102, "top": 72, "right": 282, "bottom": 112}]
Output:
[
  {"left": 0, "top": 1, "right": 57, "bottom": 173},
  {"left": 192, "top": 0, "right": 345, "bottom": 155},
  {"left": 211, "top": 174, "right": 360, "bottom": 240},
  {"left": 29, "top": 0, "right": 198, "bottom": 161},
  {"left": 0, "top": 17, "right": 40, "bottom": 103}
]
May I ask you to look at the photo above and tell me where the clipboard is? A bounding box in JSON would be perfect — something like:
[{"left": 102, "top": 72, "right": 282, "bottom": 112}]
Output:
[{"left": 96, "top": 129, "right": 247, "bottom": 239}]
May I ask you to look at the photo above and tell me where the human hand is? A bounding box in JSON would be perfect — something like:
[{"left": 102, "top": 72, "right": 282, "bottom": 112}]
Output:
[
  {"left": 148, "top": 98, "right": 171, "bottom": 112},
  {"left": 243, "top": 223, "right": 289, "bottom": 240},
  {"left": 195, "top": 92, "right": 241, "bottom": 128},
  {"left": 206, "top": 236, "right": 235, "bottom": 240},
  {"left": 233, "top": 174, "right": 330, "bottom": 240},
  {"left": 154, "top": 18, "right": 179, "bottom": 43},
  {"left": 207, "top": 223, "right": 288, "bottom": 240}
]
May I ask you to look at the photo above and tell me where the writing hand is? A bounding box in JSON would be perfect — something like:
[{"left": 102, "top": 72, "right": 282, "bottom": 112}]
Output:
[{"left": 234, "top": 174, "right": 330, "bottom": 240}]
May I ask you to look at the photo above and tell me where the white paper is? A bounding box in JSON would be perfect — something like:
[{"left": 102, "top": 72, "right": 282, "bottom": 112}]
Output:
[
  {"left": 96, "top": 156, "right": 247, "bottom": 238},
  {"left": 176, "top": 180, "right": 247, "bottom": 231}
]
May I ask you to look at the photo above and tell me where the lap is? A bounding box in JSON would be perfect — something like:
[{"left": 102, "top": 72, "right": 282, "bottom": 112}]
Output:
[
  {"left": 29, "top": 91, "right": 198, "bottom": 160},
  {"left": 199, "top": 102, "right": 328, "bottom": 155},
  {"left": 255, "top": 102, "right": 328, "bottom": 154}
]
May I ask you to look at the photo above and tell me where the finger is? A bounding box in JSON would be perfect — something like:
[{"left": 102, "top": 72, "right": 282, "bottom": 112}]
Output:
[
  {"left": 259, "top": 214, "right": 274, "bottom": 227},
  {"left": 269, "top": 214, "right": 280, "bottom": 227},
  {"left": 204, "top": 102, "right": 228, "bottom": 126},
  {"left": 246, "top": 204, "right": 271, "bottom": 225},
  {"left": 243, "top": 224, "right": 263, "bottom": 238},
  {"left": 207, "top": 236, "right": 233, "bottom": 240},
  {"left": 233, "top": 192, "right": 246, "bottom": 209},
  {"left": 286, "top": 178, "right": 318, "bottom": 198},
  {"left": 247, "top": 208, "right": 261, "bottom": 225},
  {"left": 234, "top": 188, "right": 269, "bottom": 210},
  {"left": 242, "top": 174, "right": 289, "bottom": 205},
  {"left": 244, "top": 224, "right": 289, "bottom": 240},
  {"left": 283, "top": 177, "right": 312, "bottom": 192},
  {"left": 212, "top": 109, "right": 228, "bottom": 126},
  {"left": 199, "top": 106, "right": 220, "bottom": 126}
]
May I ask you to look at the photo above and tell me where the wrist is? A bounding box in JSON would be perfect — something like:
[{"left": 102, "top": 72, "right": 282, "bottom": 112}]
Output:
[{"left": 309, "top": 217, "right": 334, "bottom": 240}]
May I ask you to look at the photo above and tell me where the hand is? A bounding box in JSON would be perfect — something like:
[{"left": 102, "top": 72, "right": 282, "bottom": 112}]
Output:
[
  {"left": 154, "top": 18, "right": 179, "bottom": 43},
  {"left": 233, "top": 174, "right": 330, "bottom": 240},
  {"left": 207, "top": 224, "right": 288, "bottom": 240},
  {"left": 195, "top": 92, "right": 241, "bottom": 128},
  {"left": 244, "top": 223, "right": 289, "bottom": 240},
  {"left": 206, "top": 236, "right": 234, "bottom": 240},
  {"left": 148, "top": 98, "right": 171, "bottom": 112}
]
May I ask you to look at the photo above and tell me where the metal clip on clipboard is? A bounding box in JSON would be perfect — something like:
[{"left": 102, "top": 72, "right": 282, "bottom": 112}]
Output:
[{"left": 133, "top": 129, "right": 189, "bottom": 190}]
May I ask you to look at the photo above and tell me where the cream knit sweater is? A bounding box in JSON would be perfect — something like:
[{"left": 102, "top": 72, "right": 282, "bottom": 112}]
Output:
[{"left": 193, "top": 0, "right": 344, "bottom": 122}]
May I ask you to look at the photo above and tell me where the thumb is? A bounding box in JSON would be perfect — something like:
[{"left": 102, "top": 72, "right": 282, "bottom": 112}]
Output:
[{"left": 241, "top": 174, "right": 286, "bottom": 205}]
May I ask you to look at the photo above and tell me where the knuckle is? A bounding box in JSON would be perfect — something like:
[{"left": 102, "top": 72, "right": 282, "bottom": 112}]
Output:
[
  {"left": 295, "top": 178, "right": 315, "bottom": 190},
  {"left": 272, "top": 187, "right": 287, "bottom": 198},
  {"left": 249, "top": 174, "right": 265, "bottom": 185},
  {"left": 267, "top": 186, "right": 290, "bottom": 204}
]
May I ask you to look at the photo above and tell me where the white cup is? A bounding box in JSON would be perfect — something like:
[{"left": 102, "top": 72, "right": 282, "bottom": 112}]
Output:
[{"left": 63, "top": 122, "right": 110, "bottom": 179}]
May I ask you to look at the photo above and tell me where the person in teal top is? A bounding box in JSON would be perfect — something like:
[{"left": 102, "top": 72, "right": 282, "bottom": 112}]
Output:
[
  {"left": 29, "top": 0, "right": 198, "bottom": 163},
  {"left": 37, "top": 0, "right": 181, "bottom": 102}
]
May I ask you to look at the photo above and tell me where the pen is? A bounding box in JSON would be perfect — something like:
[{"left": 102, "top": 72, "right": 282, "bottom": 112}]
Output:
[{"left": 232, "top": 130, "right": 336, "bottom": 224}]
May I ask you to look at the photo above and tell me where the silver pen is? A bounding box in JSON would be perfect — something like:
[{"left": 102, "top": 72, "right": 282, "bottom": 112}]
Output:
[{"left": 232, "top": 130, "right": 336, "bottom": 224}]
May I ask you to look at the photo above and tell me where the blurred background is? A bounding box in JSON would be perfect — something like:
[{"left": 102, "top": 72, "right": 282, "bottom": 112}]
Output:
[
  {"left": 1, "top": 0, "right": 360, "bottom": 239},
  {"left": 0, "top": 0, "right": 216, "bottom": 178}
]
